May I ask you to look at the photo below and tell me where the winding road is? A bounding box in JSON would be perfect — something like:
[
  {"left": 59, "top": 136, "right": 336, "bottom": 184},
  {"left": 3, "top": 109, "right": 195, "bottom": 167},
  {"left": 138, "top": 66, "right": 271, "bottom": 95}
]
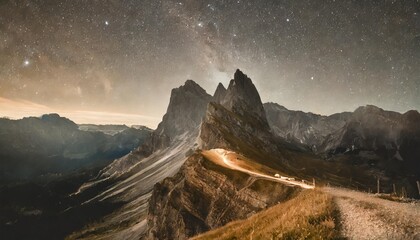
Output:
[{"left": 204, "top": 148, "right": 314, "bottom": 189}]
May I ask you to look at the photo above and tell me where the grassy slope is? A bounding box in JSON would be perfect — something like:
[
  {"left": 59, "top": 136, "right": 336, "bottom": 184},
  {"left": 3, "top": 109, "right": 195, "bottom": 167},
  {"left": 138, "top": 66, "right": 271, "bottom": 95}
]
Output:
[{"left": 192, "top": 189, "right": 342, "bottom": 240}]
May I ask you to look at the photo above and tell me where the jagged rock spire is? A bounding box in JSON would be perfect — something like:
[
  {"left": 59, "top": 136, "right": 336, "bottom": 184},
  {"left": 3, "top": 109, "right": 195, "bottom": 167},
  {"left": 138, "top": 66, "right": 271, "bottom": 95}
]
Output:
[
  {"left": 213, "top": 82, "right": 227, "bottom": 104},
  {"left": 155, "top": 79, "right": 212, "bottom": 139},
  {"left": 220, "top": 69, "right": 269, "bottom": 128}
]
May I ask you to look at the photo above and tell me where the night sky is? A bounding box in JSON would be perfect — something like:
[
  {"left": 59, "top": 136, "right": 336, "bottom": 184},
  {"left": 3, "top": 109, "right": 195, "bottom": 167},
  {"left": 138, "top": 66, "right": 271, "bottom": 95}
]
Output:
[{"left": 1, "top": 0, "right": 419, "bottom": 128}]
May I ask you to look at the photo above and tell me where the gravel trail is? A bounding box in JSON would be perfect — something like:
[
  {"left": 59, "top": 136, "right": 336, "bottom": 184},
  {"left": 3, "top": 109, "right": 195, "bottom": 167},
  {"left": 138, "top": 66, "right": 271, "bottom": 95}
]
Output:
[{"left": 325, "top": 187, "right": 420, "bottom": 240}]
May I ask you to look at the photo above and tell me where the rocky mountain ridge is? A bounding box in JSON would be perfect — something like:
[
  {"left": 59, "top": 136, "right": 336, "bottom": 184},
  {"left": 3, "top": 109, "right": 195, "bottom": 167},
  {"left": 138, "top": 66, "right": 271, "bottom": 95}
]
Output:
[
  {"left": 266, "top": 102, "right": 420, "bottom": 193},
  {"left": 68, "top": 79, "right": 213, "bottom": 239},
  {"left": 264, "top": 102, "right": 351, "bottom": 150},
  {"left": 67, "top": 69, "right": 420, "bottom": 240},
  {"left": 199, "top": 71, "right": 277, "bottom": 153},
  {"left": 146, "top": 70, "right": 313, "bottom": 239}
]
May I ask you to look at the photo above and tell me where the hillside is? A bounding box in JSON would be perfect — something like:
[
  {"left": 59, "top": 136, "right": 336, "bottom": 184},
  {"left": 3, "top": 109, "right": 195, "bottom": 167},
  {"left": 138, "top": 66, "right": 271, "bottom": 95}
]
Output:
[{"left": 192, "top": 189, "right": 339, "bottom": 240}]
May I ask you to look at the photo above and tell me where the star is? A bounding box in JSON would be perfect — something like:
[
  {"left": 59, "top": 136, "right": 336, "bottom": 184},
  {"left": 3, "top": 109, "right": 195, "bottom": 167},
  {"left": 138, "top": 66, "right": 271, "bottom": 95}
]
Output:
[{"left": 0, "top": 0, "right": 418, "bottom": 123}]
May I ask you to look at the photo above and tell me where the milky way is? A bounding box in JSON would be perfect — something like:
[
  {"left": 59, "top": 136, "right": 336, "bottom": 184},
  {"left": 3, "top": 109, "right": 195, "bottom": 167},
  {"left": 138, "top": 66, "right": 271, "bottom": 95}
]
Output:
[{"left": 0, "top": 0, "right": 419, "bottom": 127}]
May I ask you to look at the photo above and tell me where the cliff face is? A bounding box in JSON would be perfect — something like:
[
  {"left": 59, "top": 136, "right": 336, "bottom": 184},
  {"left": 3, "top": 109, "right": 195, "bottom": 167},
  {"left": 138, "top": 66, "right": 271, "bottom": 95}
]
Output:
[
  {"left": 199, "top": 102, "right": 278, "bottom": 155},
  {"left": 147, "top": 153, "right": 298, "bottom": 240},
  {"left": 155, "top": 80, "right": 213, "bottom": 140},
  {"left": 99, "top": 80, "right": 212, "bottom": 178},
  {"left": 69, "top": 80, "right": 212, "bottom": 240},
  {"left": 220, "top": 69, "right": 269, "bottom": 130},
  {"left": 199, "top": 70, "right": 278, "bottom": 155},
  {"left": 212, "top": 82, "right": 227, "bottom": 104}
]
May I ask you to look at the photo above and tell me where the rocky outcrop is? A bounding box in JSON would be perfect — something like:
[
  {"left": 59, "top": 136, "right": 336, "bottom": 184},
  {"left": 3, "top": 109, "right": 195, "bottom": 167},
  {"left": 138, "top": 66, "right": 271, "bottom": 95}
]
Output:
[
  {"left": 213, "top": 82, "right": 226, "bottom": 104},
  {"left": 69, "top": 80, "right": 213, "bottom": 240},
  {"left": 220, "top": 69, "right": 268, "bottom": 129},
  {"left": 155, "top": 80, "right": 213, "bottom": 140},
  {"left": 220, "top": 69, "right": 269, "bottom": 130},
  {"left": 199, "top": 70, "right": 277, "bottom": 155},
  {"left": 100, "top": 80, "right": 212, "bottom": 178},
  {"left": 199, "top": 102, "right": 279, "bottom": 155},
  {"left": 147, "top": 153, "right": 298, "bottom": 240}
]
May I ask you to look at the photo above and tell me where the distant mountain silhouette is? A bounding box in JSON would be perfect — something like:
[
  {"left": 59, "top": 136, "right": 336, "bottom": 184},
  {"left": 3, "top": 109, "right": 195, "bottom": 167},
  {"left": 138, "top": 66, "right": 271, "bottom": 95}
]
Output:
[{"left": 0, "top": 114, "right": 151, "bottom": 181}]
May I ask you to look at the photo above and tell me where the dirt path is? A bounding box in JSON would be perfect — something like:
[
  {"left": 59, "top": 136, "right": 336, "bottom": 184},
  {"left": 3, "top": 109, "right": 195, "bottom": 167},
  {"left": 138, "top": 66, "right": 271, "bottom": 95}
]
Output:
[
  {"left": 325, "top": 187, "right": 420, "bottom": 240},
  {"left": 203, "top": 149, "right": 314, "bottom": 189}
]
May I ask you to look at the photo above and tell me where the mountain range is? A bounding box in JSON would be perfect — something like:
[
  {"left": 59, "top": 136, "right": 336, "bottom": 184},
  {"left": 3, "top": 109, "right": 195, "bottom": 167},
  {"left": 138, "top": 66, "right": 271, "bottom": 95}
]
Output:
[
  {"left": 0, "top": 114, "right": 152, "bottom": 182},
  {"left": 1, "top": 69, "right": 419, "bottom": 239}
]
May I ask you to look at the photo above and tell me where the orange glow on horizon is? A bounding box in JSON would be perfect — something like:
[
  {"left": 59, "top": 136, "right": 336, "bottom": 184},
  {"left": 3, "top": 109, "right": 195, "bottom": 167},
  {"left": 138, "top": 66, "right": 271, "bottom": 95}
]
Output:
[{"left": 0, "top": 97, "right": 159, "bottom": 128}]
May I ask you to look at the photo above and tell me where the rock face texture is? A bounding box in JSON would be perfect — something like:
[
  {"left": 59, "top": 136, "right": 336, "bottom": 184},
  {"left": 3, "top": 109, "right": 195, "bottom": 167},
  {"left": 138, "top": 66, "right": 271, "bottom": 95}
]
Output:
[
  {"left": 199, "top": 102, "right": 279, "bottom": 155},
  {"left": 199, "top": 69, "right": 277, "bottom": 155},
  {"left": 212, "top": 82, "right": 227, "bottom": 104},
  {"left": 266, "top": 102, "right": 420, "bottom": 195},
  {"left": 320, "top": 106, "right": 420, "bottom": 181},
  {"left": 220, "top": 69, "right": 269, "bottom": 130},
  {"left": 156, "top": 79, "right": 213, "bottom": 140},
  {"left": 147, "top": 153, "right": 298, "bottom": 240},
  {"left": 69, "top": 80, "right": 212, "bottom": 240},
  {"left": 264, "top": 102, "right": 351, "bottom": 151}
]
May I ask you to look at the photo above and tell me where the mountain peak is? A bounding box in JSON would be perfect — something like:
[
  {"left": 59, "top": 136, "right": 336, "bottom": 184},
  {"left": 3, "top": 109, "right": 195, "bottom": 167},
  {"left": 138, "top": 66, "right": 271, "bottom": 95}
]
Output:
[
  {"left": 234, "top": 68, "right": 247, "bottom": 80},
  {"left": 230, "top": 69, "right": 254, "bottom": 89},
  {"left": 354, "top": 105, "right": 383, "bottom": 114},
  {"left": 40, "top": 113, "right": 78, "bottom": 129},
  {"left": 155, "top": 80, "right": 212, "bottom": 139},
  {"left": 213, "top": 82, "right": 227, "bottom": 103},
  {"left": 181, "top": 79, "right": 208, "bottom": 96},
  {"left": 220, "top": 70, "right": 269, "bottom": 129}
]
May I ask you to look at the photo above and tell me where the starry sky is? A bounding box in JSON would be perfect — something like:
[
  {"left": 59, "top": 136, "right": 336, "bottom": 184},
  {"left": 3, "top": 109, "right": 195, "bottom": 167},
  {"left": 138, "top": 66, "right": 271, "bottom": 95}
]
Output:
[{"left": 0, "top": 0, "right": 419, "bottom": 128}]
